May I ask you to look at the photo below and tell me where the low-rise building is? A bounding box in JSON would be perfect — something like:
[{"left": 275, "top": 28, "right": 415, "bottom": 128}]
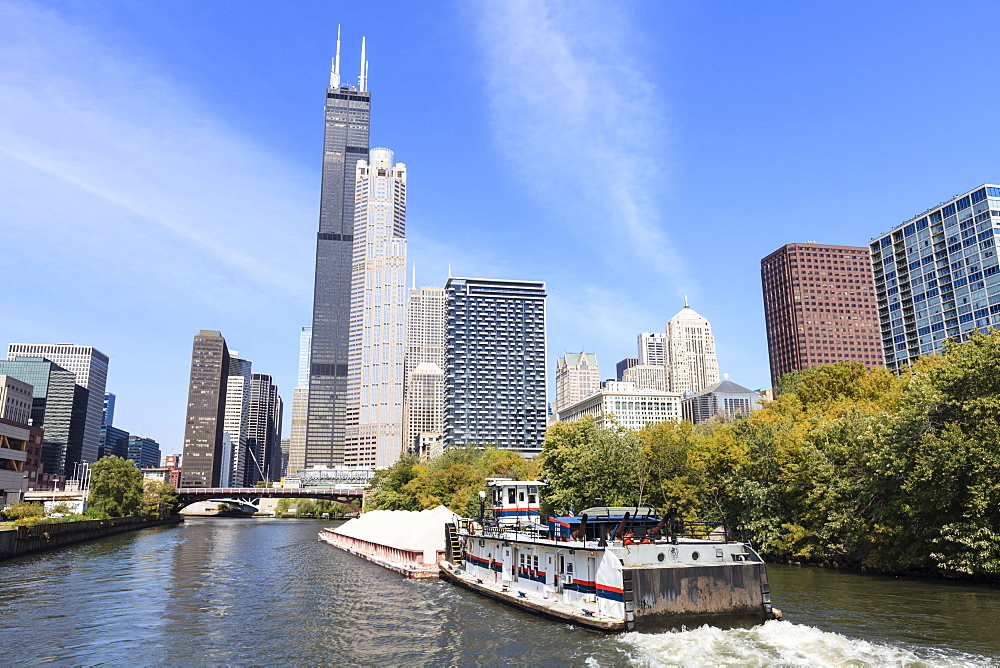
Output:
[
  {"left": 681, "top": 380, "right": 763, "bottom": 424},
  {"left": 621, "top": 364, "right": 667, "bottom": 392},
  {"left": 0, "top": 420, "right": 30, "bottom": 504},
  {"left": 557, "top": 381, "right": 682, "bottom": 431}
]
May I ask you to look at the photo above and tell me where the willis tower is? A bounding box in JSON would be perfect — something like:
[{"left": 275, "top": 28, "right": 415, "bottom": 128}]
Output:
[{"left": 305, "top": 27, "right": 370, "bottom": 467}]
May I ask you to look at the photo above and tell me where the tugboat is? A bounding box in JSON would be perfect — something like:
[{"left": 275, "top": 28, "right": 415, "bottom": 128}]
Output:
[{"left": 439, "top": 479, "right": 780, "bottom": 632}]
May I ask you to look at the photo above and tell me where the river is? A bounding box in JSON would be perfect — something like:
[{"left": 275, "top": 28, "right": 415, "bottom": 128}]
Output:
[{"left": 1, "top": 518, "right": 998, "bottom": 666}]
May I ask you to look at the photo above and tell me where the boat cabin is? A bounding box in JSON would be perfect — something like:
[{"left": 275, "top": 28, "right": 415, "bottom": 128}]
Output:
[{"left": 486, "top": 478, "right": 545, "bottom": 526}]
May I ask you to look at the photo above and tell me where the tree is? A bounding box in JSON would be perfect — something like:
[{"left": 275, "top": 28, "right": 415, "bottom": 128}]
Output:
[
  {"left": 2, "top": 501, "right": 45, "bottom": 520},
  {"left": 142, "top": 479, "right": 177, "bottom": 517},
  {"left": 87, "top": 456, "right": 144, "bottom": 518}
]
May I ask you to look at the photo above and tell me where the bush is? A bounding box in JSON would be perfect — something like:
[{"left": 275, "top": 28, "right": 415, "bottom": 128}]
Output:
[{"left": 2, "top": 501, "right": 45, "bottom": 521}]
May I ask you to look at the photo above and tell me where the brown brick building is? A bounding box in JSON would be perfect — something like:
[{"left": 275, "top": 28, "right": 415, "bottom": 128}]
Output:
[{"left": 761, "top": 243, "right": 884, "bottom": 388}]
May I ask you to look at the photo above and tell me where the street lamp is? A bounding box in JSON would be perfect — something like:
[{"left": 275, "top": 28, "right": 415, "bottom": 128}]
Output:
[{"left": 478, "top": 490, "right": 486, "bottom": 521}]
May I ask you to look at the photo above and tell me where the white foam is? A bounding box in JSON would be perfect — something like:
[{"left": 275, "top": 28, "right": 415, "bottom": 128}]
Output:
[{"left": 619, "top": 620, "right": 992, "bottom": 667}]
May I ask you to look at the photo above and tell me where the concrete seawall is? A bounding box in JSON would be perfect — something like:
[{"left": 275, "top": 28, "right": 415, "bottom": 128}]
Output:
[{"left": 0, "top": 516, "right": 183, "bottom": 560}]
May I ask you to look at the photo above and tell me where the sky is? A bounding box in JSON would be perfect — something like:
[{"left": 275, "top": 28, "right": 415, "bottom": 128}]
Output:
[{"left": 2, "top": 0, "right": 999, "bottom": 454}]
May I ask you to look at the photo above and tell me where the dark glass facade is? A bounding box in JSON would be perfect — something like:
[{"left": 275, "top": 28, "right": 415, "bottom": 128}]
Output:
[
  {"left": 305, "top": 81, "right": 371, "bottom": 467},
  {"left": 0, "top": 358, "right": 85, "bottom": 476},
  {"left": 444, "top": 278, "right": 548, "bottom": 456},
  {"left": 247, "top": 373, "right": 282, "bottom": 484},
  {"left": 180, "top": 331, "right": 230, "bottom": 487}
]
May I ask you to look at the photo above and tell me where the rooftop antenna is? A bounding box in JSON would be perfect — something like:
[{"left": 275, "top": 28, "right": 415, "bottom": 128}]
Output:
[
  {"left": 684, "top": 295, "right": 689, "bottom": 308},
  {"left": 359, "top": 36, "right": 367, "bottom": 92},
  {"left": 448, "top": 264, "right": 452, "bottom": 278},
  {"left": 330, "top": 24, "right": 342, "bottom": 88}
]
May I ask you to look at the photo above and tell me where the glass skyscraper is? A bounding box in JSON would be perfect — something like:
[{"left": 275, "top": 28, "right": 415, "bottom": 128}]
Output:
[
  {"left": 306, "top": 30, "right": 371, "bottom": 468},
  {"left": 870, "top": 184, "right": 1000, "bottom": 372},
  {"left": 444, "top": 277, "right": 548, "bottom": 456}
]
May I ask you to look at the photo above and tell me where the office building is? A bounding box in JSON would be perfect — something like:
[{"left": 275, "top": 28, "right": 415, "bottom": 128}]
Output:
[
  {"left": 558, "top": 381, "right": 682, "bottom": 431},
  {"left": 444, "top": 277, "right": 547, "bottom": 456},
  {"left": 99, "top": 424, "right": 130, "bottom": 460},
  {"left": 344, "top": 148, "right": 408, "bottom": 469},
  {"left": 682, "top": 380, "right": 762, "bottom": 424},
  {"left": 621, "top": 364, "right": 667, "bottom": 392},
  {"left": 306, "top": 29, "right": 372, "bottom": 469},
  {"left": 0, "top": 358, "right": 86, "bottom": 476},
  {"left": 403, "top": 286, "right": 445, "bottom": 455},
  {"left": 223, "top": 354, "right": 252, "bottom": 486},
  {"left": 637, "top": 332, "right": 667, "bottom": 366},
  {"left": 287, "top": 327, "right": 313, "bottom": 476},
  {"left": 869, "top": 184, "right": 1000, "bottom": 372},
  {"left": 128, "top": 435, "right": 161, "bottom": 470},
  {"left": 761, "top": 243, "right": 883, "bottom": 387},
  {"left": 7, "top": 344, "right": 109, "bottom": 465},
  {"left": 247, "top": 373, "right": 282, "bottom": 484},
  {"left": 297, "top": 327, "right": 312, "bottom": 387},
  {"left": 103, "top": 393, "right": 115, "bottom": 427},
  {"left": 180, "top": 331, "right": 230, "bottom": 487},
  {"left": 0, "top": 375, "right": 33, "bottom": 425},
  {"left": 665, "top": 301, "right": 720, "bottom": 394},
  {"left": 615, "top": 357, "right": 638, "bottom": 381},
  {"left": 553, "top": 352, "right": 600, "bottom": 419},
  {"left": 404, "top": 362, "right": 445, "bottom": 459}
]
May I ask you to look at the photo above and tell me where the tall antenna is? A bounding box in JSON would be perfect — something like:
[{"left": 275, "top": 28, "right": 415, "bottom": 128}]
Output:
[
  {"left": 330, "top": 24, "right": 342, "bottom": 88},
  {"left": 684, "top": 295, "right": 689, "bottom": 308},
  {"left": 359, "top": 36, "right": 367, "bottom": 92}
]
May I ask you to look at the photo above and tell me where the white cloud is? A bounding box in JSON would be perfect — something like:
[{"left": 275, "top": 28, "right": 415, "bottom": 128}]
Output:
[
  {"left": 0, "top": 0, "right": 316, "bottom": 300},
  {"left": 472, "top": 0, "right": 689, "bottom": 291}
]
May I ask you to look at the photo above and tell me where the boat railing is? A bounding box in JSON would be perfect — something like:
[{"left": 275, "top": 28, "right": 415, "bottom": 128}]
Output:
[{"left": 460, "top": 518, "right": 750, "bottom": 546}]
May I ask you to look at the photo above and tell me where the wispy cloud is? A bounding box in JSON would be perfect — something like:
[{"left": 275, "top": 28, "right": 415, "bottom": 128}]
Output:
[
  {"left": 0, "top": 0, "right": 316, "bottom": 301},
  {"left": 472, "top": 0, "right": 688, "bottom": 292}
]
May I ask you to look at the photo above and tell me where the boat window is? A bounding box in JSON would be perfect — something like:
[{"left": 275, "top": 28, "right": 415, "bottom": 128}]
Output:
[
  {"left": 508, "top": 488, "right": 516, "bottom": 504},
  {"left": 528, "top": 494, "right": 536, "bottom": 504},
  {"left": 533, "top": 556, "right": 539, "bottom": 571},
  {"left": 519, "top": 491, "right": 525, "bottom": 502},
  {"left": 567, "top": 562, "right": 573, "bottom": 574}
]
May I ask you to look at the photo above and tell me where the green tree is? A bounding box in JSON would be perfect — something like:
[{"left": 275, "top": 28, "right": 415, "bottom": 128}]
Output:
[
  {"left": 142, "top": 479, "right": 177, "bottom": 517},
  {"left": 87, "top": 456, "right": 144, "bottom": 518},
  {"left": 274, "top": 498, "right": 291, "bottom": 517}
]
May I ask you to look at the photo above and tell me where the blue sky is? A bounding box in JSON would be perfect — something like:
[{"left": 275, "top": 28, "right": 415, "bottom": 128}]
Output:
[{"left": 2, "top": 0, "right": 999, "bottom": 454}]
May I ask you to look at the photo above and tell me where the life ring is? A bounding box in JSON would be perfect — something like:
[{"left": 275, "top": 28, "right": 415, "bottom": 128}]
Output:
[{"left": 468, "top": 522, "right": 476, "bottom": 535}]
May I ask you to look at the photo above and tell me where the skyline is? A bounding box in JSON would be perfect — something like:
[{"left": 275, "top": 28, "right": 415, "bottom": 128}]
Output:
[{"left": 3, "top": 0, "right": 1000, "bottom": 454}]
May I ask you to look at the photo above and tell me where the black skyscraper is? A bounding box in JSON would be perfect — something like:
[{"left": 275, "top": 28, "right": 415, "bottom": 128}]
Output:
[{"left": 306, "top": 29, "right": 371, "bottom": 466}]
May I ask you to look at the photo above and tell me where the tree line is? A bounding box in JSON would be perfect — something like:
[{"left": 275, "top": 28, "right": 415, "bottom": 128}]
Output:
[{"left": 370, "top": 332, "right": 1000, "bottom": 578}]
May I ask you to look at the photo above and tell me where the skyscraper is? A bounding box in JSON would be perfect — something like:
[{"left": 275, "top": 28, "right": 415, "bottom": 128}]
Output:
[
  {"left": 553, "top": 352, "right": 599, "bottom": 419},
  {"left": 287, "top": 326, "right": 312, "bottom": 477},
  {"left": 0, "top": 358, "right": 88, "bottom": 476},
  {"left": 223, "top": 354, "right": 252, "bottom": 486},
  {"left": 664, "top": 301, "right": 720, "bottom": 394},
  {"left": 247, "top": 373, "right": 282, "bottom": 484},
  {"left": 103, "top": 393, "right": 115, "bottom": 427},
  {"left": 7, "top": 343, "right": 108, "bottom": 465},
  {"left": 615, "top": 357, "right": 639, "bottom": 381},
  {"left": 306, "top": 28, "right": 371, "bottom": 469},
  {"left": 761, "top": 243, "right": 883, "bottom": 387},
  {"left": 403, "top": 286, "right": 445, "bottom": 455},
  {"left": 180, "top": 331, "right": 230, "bottom": 487},
  {"left": 444, "top": 277, "right": 547, "bottom": 456},
  {"left": 637, "top": 332, "right": 667, "bottom": 366},
  {"left": 870, "top": 184, "right": 1000, "bottom": 373},
  {"left": 344, "top": 148, "right": 407, "bottom": 469}
]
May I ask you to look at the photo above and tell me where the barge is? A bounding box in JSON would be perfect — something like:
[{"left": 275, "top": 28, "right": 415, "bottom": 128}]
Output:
[
  {"left": 319, "top": 505, "right": 452, "bottom": 579},
  {"left": 441, "top": 479, "right": 780, "bottom": 632}
]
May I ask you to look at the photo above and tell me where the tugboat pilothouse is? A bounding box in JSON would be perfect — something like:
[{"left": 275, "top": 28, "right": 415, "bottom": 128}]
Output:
[{"left": 439, "top": 479, "right": 780, "bottom": 632}]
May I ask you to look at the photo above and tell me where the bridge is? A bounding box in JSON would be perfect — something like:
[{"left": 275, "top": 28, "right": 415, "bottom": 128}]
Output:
[{"left": 175, "top": 487, "right": 366, "bottom": 513}]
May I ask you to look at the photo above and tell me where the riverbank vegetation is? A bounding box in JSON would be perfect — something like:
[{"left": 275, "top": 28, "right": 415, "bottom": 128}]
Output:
[
  {"left": 542, "top": 332, "right": 1000, "bottom": 579},
  {"left": 367, "top": 446, "right": 538, "bottom": 516},
  {"left": 367, "top": 332, "right": 1000, "bottom": 579}
]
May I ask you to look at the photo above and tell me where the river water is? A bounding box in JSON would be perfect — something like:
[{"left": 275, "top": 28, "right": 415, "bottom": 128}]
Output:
[{"left": 1, "top": 518, "right": 998, "bottom": 666}]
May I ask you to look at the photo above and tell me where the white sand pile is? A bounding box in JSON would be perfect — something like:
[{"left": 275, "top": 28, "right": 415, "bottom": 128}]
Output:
[{"left": 333, "top": 505, "right": 456, "bottom": 562}]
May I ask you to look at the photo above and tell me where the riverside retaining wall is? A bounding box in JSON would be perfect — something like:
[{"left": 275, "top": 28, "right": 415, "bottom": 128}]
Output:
[{"left": 0, "top": 516, "right": 183, "bottom": 560}]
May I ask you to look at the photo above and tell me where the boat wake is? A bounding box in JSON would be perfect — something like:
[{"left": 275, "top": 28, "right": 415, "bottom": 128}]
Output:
[{"left": 618, "top": 619, "right": 993, "bottom": 667}]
